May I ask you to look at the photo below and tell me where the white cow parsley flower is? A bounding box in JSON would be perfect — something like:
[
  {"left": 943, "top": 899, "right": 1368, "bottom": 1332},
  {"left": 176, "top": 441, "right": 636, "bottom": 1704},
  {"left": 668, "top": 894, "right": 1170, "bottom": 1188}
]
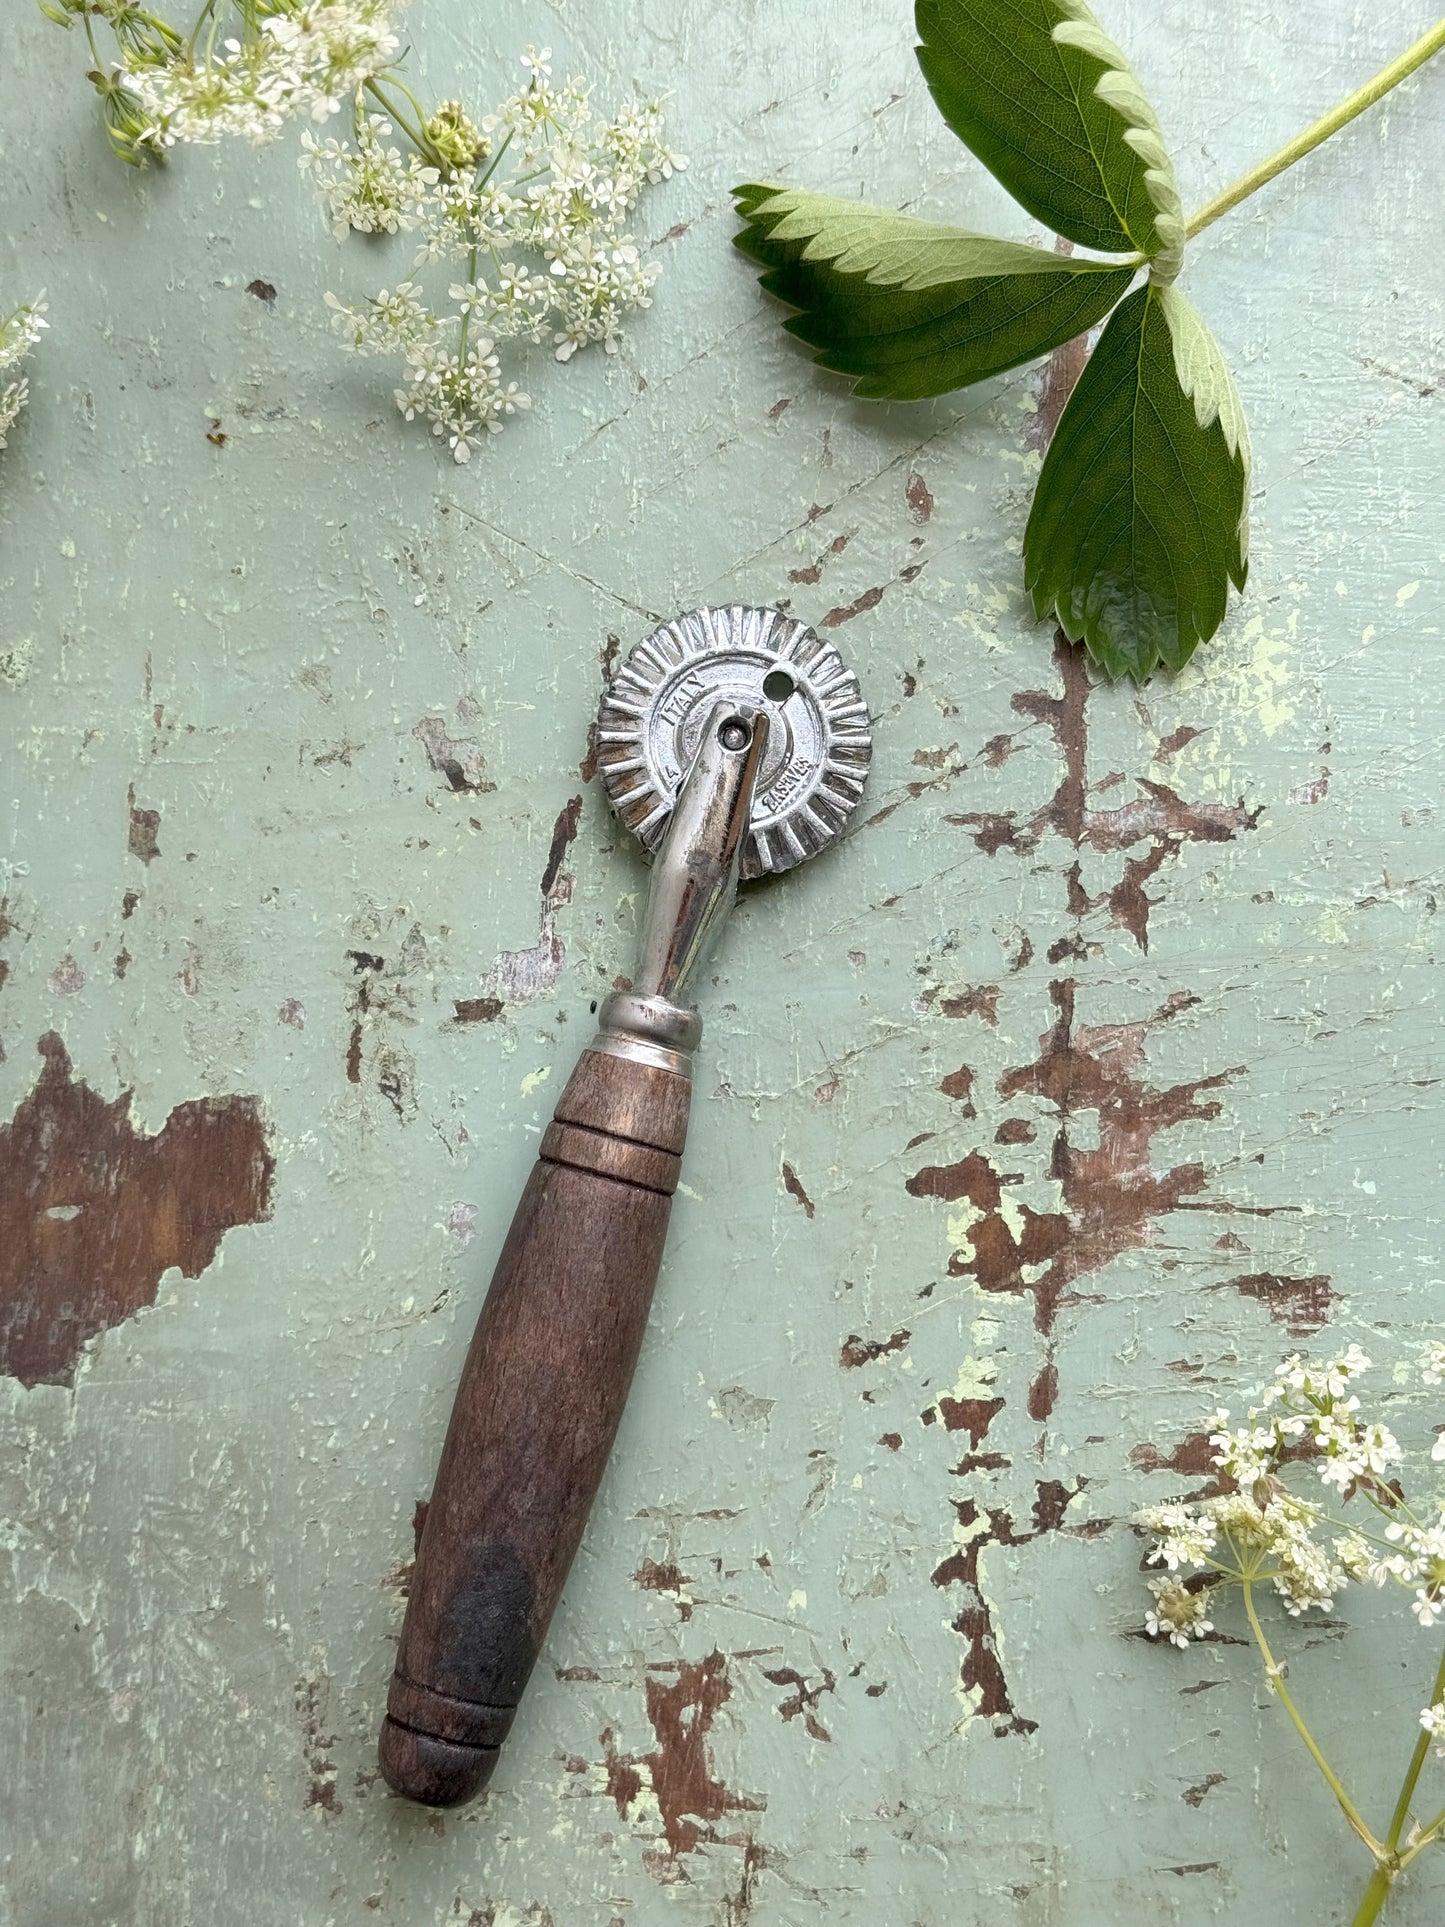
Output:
[
  {"left": 312, "top": 47, "right": 685, "bottom": 458},
  {"left": 325, "top": 283, "right": 436, "bottom": 354},
  {"left": 0, "top": 293, "right": 47, "bottom": 451},
  {"left": 1140, "top": 1343, "right": 1445, "bottom": 1644},
  {"left": 1137, "top": 1503, "right": 1217, "bottom": 1571},
  {"left": 1272, "top": 1519, "right": 1344, "bottom": 1616},
  {"left": 392, "top": 338, "right": 529, "bottom": 463},
  {"left": 49, "top": 11, "right": 684, "bottom": 458},
  {"left": 0, "top": 292, "right": 47, "bottom": 374},
  {"left": 1145, "top": 1577, "right": 1214, "bottom": 1649},
  {"left": 86, "top": 0, "right": 407, "bottom": 160},
  {"left": 301, "top": 116, "right": 438, "bottom": 237},
  {"left": 1208, "top": 1416, "right": 1278, "bottom": 1486},
  {"left": 1333, "top": 1533, "right": 1373, "bottom": 1582},
  {"left": 0, "top": 377, "right": 30, "bottom": 449}
]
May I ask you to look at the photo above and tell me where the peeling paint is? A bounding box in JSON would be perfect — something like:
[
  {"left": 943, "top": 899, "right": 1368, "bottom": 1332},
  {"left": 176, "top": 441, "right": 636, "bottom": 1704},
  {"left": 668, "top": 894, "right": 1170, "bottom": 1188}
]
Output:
[
  {"left": 126, "top": 785, "right": 161, "bottom": 864},
  {"left": 600, "top": 1651, "right": 763, "bottom": 1864},
  {"left": 1, "top": 12, "right": 1436, "bottom": 1919},
  {"left": 413, "top": 714, "right": 497, "bottom": 794},
  {"left": 780, "top": 1160, "right": 815, "bottom": 1218},
  {"left": 1218, "top": 1270, "right": 1336, "bottom": 1335},
  {"left": 0, "top": 1033, "right": 274, "bottom": 1387},
  {"left": 947, "top": 638, "right": 1261, "bottom": 951},
  {"left": 475, "top": 794, "right": 583, "bottom": 1006}
]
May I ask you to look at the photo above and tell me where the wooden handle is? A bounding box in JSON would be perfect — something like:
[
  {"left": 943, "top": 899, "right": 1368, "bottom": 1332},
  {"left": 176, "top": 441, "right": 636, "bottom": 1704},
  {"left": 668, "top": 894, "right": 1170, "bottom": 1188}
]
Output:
[{"left": 377, "top": 1045, "right": 691, "bottom": 1806}]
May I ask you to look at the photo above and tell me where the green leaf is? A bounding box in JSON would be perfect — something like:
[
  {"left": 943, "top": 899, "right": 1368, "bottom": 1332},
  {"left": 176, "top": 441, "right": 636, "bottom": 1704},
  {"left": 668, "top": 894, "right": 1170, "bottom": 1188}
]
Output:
[
  {"left": 732, "top": 185, "right": 1135, "bottom": 402},
  {"left": 1023, "top": 282, "right": 1251, "bottom": 681},
  {"left": 914, "top": 0, "right": 1184, "bottom": 275}
]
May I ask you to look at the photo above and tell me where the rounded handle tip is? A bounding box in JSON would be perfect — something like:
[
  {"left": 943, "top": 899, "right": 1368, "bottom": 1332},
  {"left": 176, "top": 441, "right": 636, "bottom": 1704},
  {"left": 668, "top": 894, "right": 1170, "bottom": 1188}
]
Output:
[{"left": 378, "top": 1716, "right": 499, "bottom": 1808}]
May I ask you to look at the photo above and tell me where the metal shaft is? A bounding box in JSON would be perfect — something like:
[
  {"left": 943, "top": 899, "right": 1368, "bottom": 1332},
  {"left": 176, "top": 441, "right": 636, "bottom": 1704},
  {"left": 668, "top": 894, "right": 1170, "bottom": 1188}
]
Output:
[
  {"left": 588, "top": 701, "right": 769, "bottom": 1078},
  {"left": 634, "top": 701, "right": 769, "bottom": 1005}
]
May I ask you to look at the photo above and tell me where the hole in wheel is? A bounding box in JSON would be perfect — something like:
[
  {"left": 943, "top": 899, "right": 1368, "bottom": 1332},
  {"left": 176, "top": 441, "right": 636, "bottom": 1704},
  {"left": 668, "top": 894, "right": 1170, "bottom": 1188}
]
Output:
[{"left": 762, "top": 668, "right": 796, "bottom": 702}]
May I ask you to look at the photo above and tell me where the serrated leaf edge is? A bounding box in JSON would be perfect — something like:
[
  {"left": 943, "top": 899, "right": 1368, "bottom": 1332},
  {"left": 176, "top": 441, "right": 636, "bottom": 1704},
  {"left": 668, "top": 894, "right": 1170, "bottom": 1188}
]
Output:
[
  {"left": 1024, "top": 285, "right": 1251, "bottom": 676},
  {"left": 1154, "top": 283, "right": 1252, "bottom": 566},
  {"left": 732, "top": 184, "right": 1138, "bottom": 403},
  {"left": 736, "top": 187, "right": 1132, "bottom": 293},
  {"left": 1052, "top": 10, "right": 1184, "bottom": 280}
]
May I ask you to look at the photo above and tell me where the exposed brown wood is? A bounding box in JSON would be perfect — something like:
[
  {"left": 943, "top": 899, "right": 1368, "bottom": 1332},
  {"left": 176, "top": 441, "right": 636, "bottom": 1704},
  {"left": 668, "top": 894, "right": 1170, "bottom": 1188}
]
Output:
[{"left": 0, "top": 1032, "right": 274, "bottom": 1389}]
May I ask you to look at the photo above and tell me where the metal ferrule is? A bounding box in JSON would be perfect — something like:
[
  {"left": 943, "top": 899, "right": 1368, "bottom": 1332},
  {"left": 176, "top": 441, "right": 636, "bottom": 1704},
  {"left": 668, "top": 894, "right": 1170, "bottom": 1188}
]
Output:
[
  {"left": 588, "top": 700, "right": 770, "bottom": 1077},
  {"left": 589, "top": 991, "right": 702, "bottom": 1076}
]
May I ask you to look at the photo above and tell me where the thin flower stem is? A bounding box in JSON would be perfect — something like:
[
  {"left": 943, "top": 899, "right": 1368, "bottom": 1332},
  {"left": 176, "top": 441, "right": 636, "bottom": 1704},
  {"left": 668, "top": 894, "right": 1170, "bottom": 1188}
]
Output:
[
  {"left": 1281, "top": 1501, "right": 1400, "bottom": 1555},
  {"left": 475, "top": 126, "right": 515, "bottom": 190},
  {"left": 1401, "top": 1806, "right": 1445, "bottom": 1859},
  {"left": 457, "top": 243, "right": 478, "bottom": 361},
  {"left": 136, "top": 11, "right": 184, "bottom": 50},
  {"left": 1360, "top": 1491, "right": 1423, "bottom": 1535},
  {"left": 1383, "top": 1642, "right": 1445, "bottom": 1851},
  {"left": 362, "top": 77, "right": 438, "bottom": 165},
  {"left": 381, "top": 73, "right": 429, "bottom": 127},
  {"left": 183, "top": 0, "right": 217, "bottom": 63},
  {"left": 1185, "top": 16, "right": 1445, "bottom": 241},
  {"left": 1240, "top": 1579, "right": 1381, "bottom": 1853},
  {"left": 1349, "top": 1863, "right": 1398, "bottom": 1927}
]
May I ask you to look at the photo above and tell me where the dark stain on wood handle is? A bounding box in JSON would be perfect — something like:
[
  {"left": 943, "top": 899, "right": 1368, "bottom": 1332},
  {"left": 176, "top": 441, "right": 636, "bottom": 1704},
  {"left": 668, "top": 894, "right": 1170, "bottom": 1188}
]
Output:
[{"left": 379, "top": 1047, "right": 692, "bottom": 1806}]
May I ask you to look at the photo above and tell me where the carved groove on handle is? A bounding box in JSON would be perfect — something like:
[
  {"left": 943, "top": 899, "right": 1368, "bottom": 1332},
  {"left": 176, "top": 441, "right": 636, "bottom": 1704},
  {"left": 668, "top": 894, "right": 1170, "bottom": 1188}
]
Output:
[
  {"left": 386, "top": 1672, "right": 517, "bottom": 1751},
  {"left": 540, "top": 1118, "right": 680, "bottom": 1192}
]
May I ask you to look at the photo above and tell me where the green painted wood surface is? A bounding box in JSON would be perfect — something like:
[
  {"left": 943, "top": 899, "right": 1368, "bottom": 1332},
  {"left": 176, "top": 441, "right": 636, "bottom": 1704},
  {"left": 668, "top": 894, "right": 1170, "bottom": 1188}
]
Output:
[{"left": 2, "top": 2, "right": 1443, "bottom": 1921}]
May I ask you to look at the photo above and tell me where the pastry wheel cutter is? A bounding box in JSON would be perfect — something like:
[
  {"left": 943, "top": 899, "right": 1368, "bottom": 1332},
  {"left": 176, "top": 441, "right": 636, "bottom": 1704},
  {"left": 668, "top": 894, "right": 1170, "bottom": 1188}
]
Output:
[{"left": 379, "top": 604, "right": 872, "bottom": 1805}]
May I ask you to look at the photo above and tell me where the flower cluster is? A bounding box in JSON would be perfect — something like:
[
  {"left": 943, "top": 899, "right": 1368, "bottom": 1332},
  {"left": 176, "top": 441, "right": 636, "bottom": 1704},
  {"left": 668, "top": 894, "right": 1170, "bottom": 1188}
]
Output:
[
  {"left": 1145, "top": 1576, "right": 1214, "bottom": 1649},
  {"left": 302, "top": 113, "right": 437, "bottom": 235},
  {"left": 0, "top": 294, "right": 48, "bottom": 451},
  {"left": 1137, "top": 1344, "right": 1445, "bottom": 1650},
  {"left": 44, "top": 5, "right": 685, "bottom": 459},
  {"left": 1141, "top": 1340, "right": 1445, "bottom": 1914},
  {"left": 47, "top": 0, "right": 404, "bottom": 161},
  {"left": 313, "top": 49, "right": 685, "bottom": 460}
]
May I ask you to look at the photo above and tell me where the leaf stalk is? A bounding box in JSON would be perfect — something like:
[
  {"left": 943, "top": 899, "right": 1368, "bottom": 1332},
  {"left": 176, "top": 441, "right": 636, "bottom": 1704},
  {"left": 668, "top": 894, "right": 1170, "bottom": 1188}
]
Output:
[{"left": 1184, "top": 16, "right": 1445, "bottom": 240}]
